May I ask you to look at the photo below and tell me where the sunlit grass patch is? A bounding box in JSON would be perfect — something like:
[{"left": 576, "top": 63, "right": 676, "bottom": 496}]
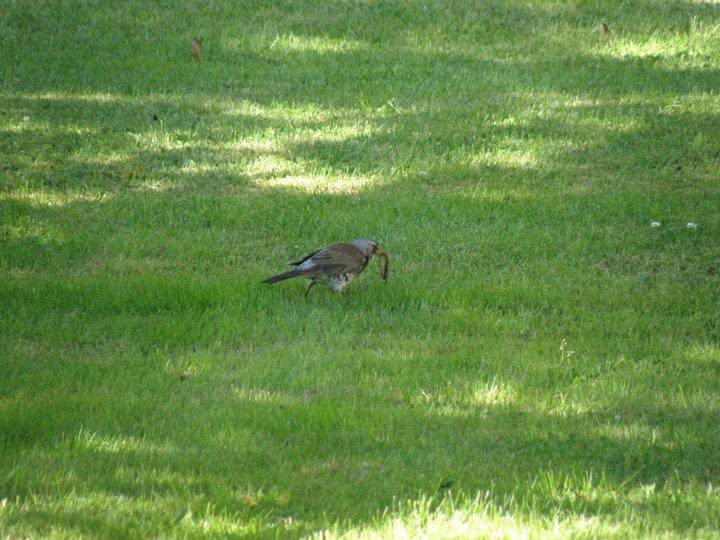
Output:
[
  {"left": 261, "top": 174, "right": 375, "bottom": 194},
  {"left": 267, "top": 34, "right": 368, "bottom": 55},
  {"left": 328, "top": 492, "right": 628, "bottom": 539}
]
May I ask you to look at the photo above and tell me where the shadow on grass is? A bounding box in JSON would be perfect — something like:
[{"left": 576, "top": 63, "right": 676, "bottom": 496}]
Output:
[{"left": 2, "top": 371, "right": 719, "bottom": 536}]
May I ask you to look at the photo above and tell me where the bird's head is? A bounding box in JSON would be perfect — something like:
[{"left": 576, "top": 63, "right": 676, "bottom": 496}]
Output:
[{"left": 351, "top": 239, "right": 389, "bottom": 281}]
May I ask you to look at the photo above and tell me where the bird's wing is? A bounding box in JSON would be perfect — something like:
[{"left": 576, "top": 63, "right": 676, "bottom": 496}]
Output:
[
  {"left": 298, "top": 243, "right": 365, "bottom": 275},
  {"left": 289, "top": 249, "right": 320, "bottom": 266}
]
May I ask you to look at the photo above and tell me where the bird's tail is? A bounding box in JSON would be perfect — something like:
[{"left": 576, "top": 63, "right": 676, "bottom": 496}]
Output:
[{"left": 262, "top": 270, "right": 299, "bottom": 284}]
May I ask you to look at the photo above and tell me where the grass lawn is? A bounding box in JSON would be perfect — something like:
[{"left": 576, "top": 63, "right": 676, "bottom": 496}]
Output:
[{"left": 1, "top": 0, "right": 720, "bottom": 537}]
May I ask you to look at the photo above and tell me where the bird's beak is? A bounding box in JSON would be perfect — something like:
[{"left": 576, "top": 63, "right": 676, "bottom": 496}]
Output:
[{"left": 374, "top": 247, "right": 389, "bottom": 281}]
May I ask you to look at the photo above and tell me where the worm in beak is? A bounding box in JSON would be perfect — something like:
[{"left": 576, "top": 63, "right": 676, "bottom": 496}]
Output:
[{"left": 374, "top": 247, "right": 389, "bottom": 281}]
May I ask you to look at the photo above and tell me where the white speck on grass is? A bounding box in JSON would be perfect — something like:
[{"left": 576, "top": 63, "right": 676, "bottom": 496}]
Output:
[
  {"left": 687, "top": 222, "right": 697, "bottom": 229},
  {"left": 650, "top": 221, "right": 661, "bottom": 228},
  {"left": 22, "top": 116, "right": 30, "bottom": 122}
]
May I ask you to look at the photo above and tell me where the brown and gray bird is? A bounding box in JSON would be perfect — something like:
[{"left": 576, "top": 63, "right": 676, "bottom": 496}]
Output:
[
  {"left": 190, "top": 37, "right": 203, "bottom": 61},
  {"left": 263, "top": 239, "right": 389, "bottom": 297}
]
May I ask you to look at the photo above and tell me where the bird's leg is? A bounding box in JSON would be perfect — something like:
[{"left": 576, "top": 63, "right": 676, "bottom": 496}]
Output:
[{"left": 305, "top": 281, "right": 317, "bottom": 299}]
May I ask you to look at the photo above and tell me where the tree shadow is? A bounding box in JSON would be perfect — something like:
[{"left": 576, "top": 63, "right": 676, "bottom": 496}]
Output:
[
  {"left": 2, "top": 180, "right": 718, "bottom": 536},
  {"left": 2, "top": 365, "right": 719, "bottom": 535}
]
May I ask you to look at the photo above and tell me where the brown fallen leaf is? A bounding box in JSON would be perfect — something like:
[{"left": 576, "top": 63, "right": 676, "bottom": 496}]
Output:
[{"left": 190, "top": 37, "right": 203, "bottom": 61}]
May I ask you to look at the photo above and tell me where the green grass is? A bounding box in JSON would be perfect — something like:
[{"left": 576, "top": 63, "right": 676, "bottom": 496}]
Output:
[{"left": 1, "top": 0, "right": 720, "bottom": 537}]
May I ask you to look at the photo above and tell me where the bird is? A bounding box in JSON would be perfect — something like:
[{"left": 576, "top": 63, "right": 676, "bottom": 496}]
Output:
[
  {"left": 190, "top": 37, "right": 203, "bottom": 61},
  {"left": 262, "top": 239, "right": 389, "bottom": 298}
]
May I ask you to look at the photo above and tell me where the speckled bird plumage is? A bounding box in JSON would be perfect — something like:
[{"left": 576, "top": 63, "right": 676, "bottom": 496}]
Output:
[{"left": 263, "top": 239, "right": 389, "bottom": 297}]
